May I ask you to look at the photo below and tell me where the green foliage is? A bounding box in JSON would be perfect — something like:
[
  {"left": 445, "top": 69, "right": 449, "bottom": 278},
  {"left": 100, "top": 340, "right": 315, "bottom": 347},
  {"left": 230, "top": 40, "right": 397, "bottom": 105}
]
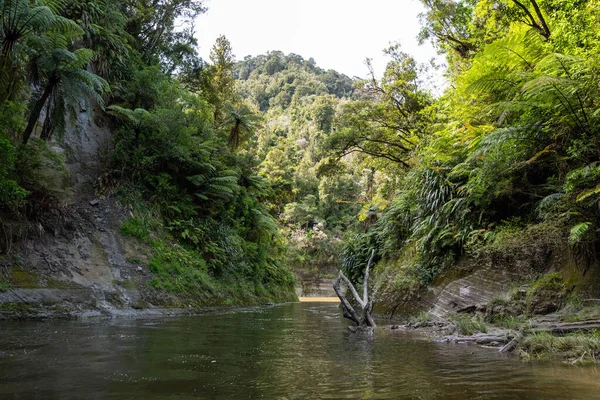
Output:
[
  {"left": 235, "top": 51, "right": 352, "bottom": 111},
  {"left": 0, "top": 1, "right": 298, "bottom": 305},
  {"left": 3, "top": 0, "right": 600, "bottom": 311},
  {"left": 120, "top": 218, "right": 149, "bottom": 240},
  {"left": 490, "top": 314, "right": 526, "bottom": 330},
  {"left": 0, "top": 135, "right": 28, "bottom": 210},
  {"left": 147, "top": 239, "right": 295, "bottom": 305}
]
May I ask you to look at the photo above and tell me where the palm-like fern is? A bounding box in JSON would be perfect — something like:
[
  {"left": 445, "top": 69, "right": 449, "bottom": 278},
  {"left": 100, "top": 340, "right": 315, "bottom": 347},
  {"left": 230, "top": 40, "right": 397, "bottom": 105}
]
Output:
[
  {"left": 0, "top": 0, "right": 80, "bottom": 103},
  {"left": 0, "top": 0, "right": 54, "bottom": 55},
  {"left": 187, "top": 169, "right": 240, "bottom": 202},
  {"left": 222, "top": 103, "right": 261, "bottom": 150},
  {"left": 22, "top": 36, "right": 108, "bottom": 143}
]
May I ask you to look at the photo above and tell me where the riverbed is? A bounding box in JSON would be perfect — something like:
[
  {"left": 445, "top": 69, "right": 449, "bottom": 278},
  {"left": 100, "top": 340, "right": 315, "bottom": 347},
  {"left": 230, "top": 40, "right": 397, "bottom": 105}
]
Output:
[{"left": 1, "top": 302, "right": 599, "bottom": 399}]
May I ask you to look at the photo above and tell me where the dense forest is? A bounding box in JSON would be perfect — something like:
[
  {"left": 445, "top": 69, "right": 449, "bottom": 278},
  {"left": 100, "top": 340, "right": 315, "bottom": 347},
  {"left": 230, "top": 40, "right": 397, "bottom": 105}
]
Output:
[{"left": 1, "top": 0, "right": 600, "bottom": 318}]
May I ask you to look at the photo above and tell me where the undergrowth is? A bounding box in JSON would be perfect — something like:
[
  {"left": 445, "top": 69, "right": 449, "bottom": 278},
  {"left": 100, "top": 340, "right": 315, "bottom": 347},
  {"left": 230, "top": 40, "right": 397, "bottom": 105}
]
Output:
[{"left": 119, "top": 192, "right": 297, "bottom": 307}]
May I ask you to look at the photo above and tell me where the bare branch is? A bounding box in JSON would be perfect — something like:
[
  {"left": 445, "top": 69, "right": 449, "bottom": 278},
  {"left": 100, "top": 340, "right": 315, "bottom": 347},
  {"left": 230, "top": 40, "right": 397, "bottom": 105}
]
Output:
[
  {"left": 333, "top": 249, "right": 377, "bottom": 328},
  {"left": 338, "top": 270, "right": 365, "bottom": 308},
  {"left": 363, "top": 249, "right": 375, "bottom": 305},
  {"left": 333, "top": 272, "right": 361, "bottom": 325}
]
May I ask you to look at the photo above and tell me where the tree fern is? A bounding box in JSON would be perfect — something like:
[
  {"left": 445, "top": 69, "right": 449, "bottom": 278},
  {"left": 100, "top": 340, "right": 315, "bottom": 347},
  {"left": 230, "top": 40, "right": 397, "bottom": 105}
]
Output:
[{"left": 22, "top": 31, "right": 108, "bottom": 143}]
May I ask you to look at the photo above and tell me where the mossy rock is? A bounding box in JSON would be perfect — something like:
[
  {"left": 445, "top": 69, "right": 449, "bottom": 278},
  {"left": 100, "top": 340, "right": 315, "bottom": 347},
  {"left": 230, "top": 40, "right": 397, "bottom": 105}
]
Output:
[
  {"left": 9, "top": 268, "right": 41, "bottom": 288},
  {"left": 526, "top": 273, "right": 569, "bottom": 315}
]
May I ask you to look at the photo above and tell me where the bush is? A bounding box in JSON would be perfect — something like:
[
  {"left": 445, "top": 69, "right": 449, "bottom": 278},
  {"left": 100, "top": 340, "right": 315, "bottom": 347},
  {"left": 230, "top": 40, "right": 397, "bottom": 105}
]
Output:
[{"left": 409, "top": 312, "right": 433, "bottom": 324}]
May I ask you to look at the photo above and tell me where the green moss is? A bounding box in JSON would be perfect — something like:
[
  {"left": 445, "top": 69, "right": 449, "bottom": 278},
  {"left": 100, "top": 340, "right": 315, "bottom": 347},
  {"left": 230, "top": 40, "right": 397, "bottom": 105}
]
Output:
[
  {"left": 528, "top": 272, "right": 566, "bottom": 294},
  {"left": 0, "top": 302, "right": 42, "bottom": 318},
  {"left": 120, "top": 279, "right": 139, "bottom": 290},
  {"left": 130, "top": 300, "right": 149, "bottom": 310},
  {"left": 9, "top": 269, "right": 40, "bottom": 288},
  {"left": 45, "top": 276, "right": 82, "bottom": 289}
]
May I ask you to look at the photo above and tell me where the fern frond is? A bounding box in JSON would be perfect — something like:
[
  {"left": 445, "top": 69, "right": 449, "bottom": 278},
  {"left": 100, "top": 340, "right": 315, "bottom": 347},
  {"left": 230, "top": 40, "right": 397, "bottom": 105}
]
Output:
[{"left": 569, "top": 222, "right": 591, "bottom": 244}]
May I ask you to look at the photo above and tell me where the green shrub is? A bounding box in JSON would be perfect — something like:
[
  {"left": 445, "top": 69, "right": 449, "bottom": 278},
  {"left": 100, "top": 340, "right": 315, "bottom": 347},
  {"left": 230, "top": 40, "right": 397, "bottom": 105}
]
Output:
[{"left": 490, "top": 314, "right": 526, "bottom": 330}]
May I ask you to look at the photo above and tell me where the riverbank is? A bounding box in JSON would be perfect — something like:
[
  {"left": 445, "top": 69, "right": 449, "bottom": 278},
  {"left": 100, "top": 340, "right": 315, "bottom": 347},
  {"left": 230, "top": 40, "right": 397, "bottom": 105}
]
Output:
[
  {"left": 0, "top": 193, "right": 297, "bottom": 320},
  {"left": 388, "top": 310, "right": 600, "bottom": 364},
  {"left": 0, "top": 291, "right": 283, "bottom": 320}
]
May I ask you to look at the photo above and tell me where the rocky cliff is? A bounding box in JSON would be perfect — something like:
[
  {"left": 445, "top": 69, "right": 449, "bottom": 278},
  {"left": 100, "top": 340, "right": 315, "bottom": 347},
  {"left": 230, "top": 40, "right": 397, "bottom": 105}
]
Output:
[{"left": 0, "top": 110, "right": 193, "bottom": 319}]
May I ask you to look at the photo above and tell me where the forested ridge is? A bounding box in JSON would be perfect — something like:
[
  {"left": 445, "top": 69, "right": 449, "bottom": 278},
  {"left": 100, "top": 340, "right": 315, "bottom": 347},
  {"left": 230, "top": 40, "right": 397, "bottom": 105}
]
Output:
[{"left": 1, "top": 0, "right": 600, "bottom": 316}]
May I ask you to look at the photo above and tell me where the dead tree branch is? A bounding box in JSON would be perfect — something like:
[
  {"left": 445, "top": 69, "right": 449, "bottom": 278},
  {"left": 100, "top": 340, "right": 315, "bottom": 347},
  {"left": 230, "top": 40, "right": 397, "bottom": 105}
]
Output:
[{"left": 333, "top": 249, "right": 377, "bottom": 328}]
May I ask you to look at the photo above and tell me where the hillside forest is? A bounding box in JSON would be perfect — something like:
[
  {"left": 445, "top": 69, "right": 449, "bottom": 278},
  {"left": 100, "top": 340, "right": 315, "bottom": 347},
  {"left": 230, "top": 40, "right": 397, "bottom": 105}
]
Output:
[{"left": 1, "top": 0, "right": 600, "bottom": 311}]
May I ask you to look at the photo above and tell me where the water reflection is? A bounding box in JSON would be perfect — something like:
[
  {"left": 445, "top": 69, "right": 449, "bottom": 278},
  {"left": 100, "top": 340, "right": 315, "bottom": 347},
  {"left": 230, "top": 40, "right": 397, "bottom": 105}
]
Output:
[{"left": 0, "top": 303, "right": 599, "bottom": 399}]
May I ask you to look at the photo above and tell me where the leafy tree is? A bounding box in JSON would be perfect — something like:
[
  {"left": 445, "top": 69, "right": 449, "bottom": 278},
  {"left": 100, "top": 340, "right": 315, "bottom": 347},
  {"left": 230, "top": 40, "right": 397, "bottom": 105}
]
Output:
[
  {"left": 328, "top": 48, "right": 431, "bottom": 169},
  {"left": 418, "top": 0, "right": 478, "bottom": 58},
  {"left": 206, "top": 35, "right": 236, "bottom": 122},
  {"left": 122, "top": 0, "right": 206, "bottom": 70}
]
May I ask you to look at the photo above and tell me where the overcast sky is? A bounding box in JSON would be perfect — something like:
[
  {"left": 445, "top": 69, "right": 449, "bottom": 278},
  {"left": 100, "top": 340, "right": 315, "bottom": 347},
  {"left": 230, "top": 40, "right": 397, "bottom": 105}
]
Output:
[{"left": 194, "top": 0, "right": 441, "bottom": 80}]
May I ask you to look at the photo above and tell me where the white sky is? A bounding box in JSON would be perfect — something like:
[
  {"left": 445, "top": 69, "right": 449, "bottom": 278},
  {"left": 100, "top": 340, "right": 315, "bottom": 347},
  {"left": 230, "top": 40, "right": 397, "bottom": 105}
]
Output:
[{"left": 194, "top": 0, "right": 442, "bottom": 80}]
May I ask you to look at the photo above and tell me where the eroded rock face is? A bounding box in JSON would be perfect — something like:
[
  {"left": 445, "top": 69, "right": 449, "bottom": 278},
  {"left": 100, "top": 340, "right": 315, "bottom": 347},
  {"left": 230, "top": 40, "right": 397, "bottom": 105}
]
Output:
[
  {"left": 0, "top": 197, "right": 160, "bottom": 318},
  {"left": 0, "top": 112, "right": 169, "bottom": 318},
  {"left": 60, "top": 106, "right": 112, "bottom": 199},
  {"left": 375, "top": 245, "right": 583, "bottom": 321},
  {"left": 296, "top": 277, "right": 337, "bottom": 297},
  {"left": 427, "top": 267, "right": 524, "bottom": 318}
]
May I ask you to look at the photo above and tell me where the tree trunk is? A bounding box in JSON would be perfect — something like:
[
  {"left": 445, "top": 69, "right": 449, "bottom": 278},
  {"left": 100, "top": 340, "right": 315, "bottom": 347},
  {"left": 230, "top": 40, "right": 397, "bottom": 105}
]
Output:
[
  {"left": 22, "top": 81, "right": 55, "bottom": 145},
  {"left": 40, "top": 98, "right": 55, "bottom": 141},
  {"left": 333, "top": 249, "right": 377, "bottom": 329}
]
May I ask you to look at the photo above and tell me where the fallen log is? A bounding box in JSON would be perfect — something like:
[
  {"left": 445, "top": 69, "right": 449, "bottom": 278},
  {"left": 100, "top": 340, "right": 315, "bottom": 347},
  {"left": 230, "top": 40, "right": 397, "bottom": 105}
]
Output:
[
  {"left": 499, "top": 329, "right": 523, "bottom": 353},
  {"left": 530, "top": 320, "right": 600, "bottom": 334},
  {"left": 441, "top": 333, "right": 509, "bottom": 346}
]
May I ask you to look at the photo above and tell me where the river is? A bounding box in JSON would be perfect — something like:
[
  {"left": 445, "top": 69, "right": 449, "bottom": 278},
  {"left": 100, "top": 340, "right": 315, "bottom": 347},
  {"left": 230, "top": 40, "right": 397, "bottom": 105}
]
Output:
[{"left": 1, "top": 302, "right": 599, "bottom": 399}]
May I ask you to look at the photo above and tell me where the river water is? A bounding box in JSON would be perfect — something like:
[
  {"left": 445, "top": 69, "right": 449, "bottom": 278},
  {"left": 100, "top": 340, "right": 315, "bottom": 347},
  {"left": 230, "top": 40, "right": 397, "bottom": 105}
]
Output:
[{"left": 1, "top": 302, "right": 599, "bottom": 399}]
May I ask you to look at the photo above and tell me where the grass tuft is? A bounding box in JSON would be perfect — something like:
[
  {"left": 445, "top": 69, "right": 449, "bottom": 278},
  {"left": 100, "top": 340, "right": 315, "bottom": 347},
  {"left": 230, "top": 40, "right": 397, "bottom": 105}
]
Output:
[{"left": 454, "top": 315, "right": 487, "bottom": 335}]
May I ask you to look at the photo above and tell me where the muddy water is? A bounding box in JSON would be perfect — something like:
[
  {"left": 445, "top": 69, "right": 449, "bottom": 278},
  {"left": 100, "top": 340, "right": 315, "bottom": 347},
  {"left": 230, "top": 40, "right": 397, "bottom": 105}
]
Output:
[{"left": 1, "top": 302, "right": 599, "bottom": 399}]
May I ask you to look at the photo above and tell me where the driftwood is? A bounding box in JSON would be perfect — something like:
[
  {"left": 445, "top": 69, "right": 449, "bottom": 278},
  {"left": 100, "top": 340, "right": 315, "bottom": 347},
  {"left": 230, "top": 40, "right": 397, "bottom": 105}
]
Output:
[
  {"left": 499, "top": 329, "right": 523, "bottom": 353},
  {"left": 333, "top": 249, "right": 376, "bottom": 328},
  {"left": 441, "top": 332, "right": 509, "bottom": 346},
  {"left": 530, "top": 320, "right": 600, "bottom": 334}
]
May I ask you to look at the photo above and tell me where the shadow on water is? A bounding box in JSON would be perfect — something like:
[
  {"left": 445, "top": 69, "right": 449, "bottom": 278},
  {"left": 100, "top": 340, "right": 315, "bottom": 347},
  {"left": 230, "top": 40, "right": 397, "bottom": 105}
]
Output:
[{"left": 1, "top": 302, "right": 599, "bottom": 399}]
